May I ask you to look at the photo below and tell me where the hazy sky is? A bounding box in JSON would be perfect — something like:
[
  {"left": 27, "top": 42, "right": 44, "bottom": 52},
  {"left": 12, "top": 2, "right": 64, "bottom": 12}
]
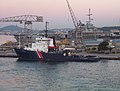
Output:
[{"left": 0, "top": 0, "right": 120, "bottom": 29}]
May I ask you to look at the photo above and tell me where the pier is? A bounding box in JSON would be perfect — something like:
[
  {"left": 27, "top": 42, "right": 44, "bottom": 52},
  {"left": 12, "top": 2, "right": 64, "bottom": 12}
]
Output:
[
  {"left": 77, "top": 52, "right": 120, "bottom": 60},
  {"left": 0, "top": 51, "right": 18, "bottom": 58}
]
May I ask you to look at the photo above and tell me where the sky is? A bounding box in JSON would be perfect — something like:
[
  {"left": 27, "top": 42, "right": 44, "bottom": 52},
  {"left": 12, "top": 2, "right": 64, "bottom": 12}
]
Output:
[{"left": 0, "top": 0, "right": 120, "bottom": 29}]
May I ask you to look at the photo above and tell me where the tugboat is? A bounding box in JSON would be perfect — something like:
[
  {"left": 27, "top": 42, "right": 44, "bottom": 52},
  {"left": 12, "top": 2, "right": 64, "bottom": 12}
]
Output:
[
  {"left": 14, "top": 36, "right": 100, "bottom": 62},
  {"left": 14, "top": 36, "right": 57, "bottom": 61}
]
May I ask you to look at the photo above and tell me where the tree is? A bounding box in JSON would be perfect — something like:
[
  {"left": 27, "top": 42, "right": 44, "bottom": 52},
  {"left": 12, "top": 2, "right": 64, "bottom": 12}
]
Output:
[{"left": 98, "top": 41, "right": 109, "bottom": 52}]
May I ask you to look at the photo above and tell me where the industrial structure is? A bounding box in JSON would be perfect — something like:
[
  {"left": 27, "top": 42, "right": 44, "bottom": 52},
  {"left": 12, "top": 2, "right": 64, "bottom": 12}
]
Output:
[
  {"left": 0, "top": 15, "right": 43, "bottom": 33},
  {"left": 66, "top": 0, "right": 83, "bottom": 45},
  {"left": 0, "top": 15, "right": 43, "bottom": 47},
  {"left": 66, "top": 0, "right": 98, "bottom": 49}
]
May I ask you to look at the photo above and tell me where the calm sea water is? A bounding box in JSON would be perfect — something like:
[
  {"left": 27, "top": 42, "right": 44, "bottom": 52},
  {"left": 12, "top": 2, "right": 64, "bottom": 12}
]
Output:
[{"left": 0, "top": 58, "right": 120, "bottom": 91}]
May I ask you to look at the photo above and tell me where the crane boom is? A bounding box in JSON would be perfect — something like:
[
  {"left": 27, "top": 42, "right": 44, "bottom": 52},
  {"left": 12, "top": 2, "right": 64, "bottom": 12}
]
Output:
[
  {"left": 66, "top": 0, "right": 84, "bottom": 47},
  {"left": 0, "top": 15, "right": 43, "bottom": 22},
  {"left": 66, "top": 0, "right": 78, "bottom": 28}
]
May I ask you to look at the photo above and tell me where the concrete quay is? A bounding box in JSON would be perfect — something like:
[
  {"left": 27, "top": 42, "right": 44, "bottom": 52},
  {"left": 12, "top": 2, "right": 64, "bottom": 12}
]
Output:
[
  {"left": 77, "top": 52, "right": 120, "bottom": 60},
  {"left": 0, "top": 51, "right": 18, "bottom": 58}
]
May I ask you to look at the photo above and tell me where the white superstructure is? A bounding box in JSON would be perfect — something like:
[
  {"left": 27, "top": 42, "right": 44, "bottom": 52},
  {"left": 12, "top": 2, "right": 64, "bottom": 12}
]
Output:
[{"left": 24, "top": 36, "right": 53, "bottom": 53}]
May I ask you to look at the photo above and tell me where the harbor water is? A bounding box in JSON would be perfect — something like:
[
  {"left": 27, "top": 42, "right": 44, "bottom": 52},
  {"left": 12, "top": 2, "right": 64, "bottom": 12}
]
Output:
[{"left": 0, "top": 58, "right": 120, "bottom": 91}]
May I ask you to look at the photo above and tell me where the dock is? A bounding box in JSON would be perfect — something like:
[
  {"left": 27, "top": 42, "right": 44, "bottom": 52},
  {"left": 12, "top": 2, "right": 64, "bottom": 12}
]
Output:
[
  {"left": 0, "top": 51, "right": 18, "bottom": 58},
  {"left": 77, "top": 52, "right": 120, "bottom": 60}
]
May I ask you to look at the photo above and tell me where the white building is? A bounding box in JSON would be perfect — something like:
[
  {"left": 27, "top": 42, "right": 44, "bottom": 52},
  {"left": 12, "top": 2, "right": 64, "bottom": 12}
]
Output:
[{"left": 110, "top": 29, "right": 120, "bottom": 37}]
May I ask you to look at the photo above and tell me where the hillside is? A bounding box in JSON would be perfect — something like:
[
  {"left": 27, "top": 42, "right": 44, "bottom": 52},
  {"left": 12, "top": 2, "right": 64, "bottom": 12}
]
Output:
[
  {"left": 99, "top": 26, "right": 120, "bottom": 31},
  {"left": 1, "top": 25, "right": 120, "bottom": 34},
  {"left": 0, "top": 25, "right": 23, "bottom": 32}
]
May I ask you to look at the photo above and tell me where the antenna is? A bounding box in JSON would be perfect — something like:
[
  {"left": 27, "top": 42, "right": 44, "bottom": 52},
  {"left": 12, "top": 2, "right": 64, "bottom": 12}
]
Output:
[
  {"left": 45, "top": 21, "right": 49, "bottom": 37},
  {"left": 18, "top": 33, "right": 21, "bottom": 49},
  {"left": 119, "top": 18, "right": 120, "bottom": 24},
  {"left": 87, "top": 8, "right": 93, "bottom": 24}
]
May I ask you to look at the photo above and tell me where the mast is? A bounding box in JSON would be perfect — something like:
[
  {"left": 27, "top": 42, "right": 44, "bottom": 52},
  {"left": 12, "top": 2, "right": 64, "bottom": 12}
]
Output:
[
  {"left": 18, "top": 33, "right": 21, "bottom": 49},
  {"left": 87, "top": 8, "right": 93, "bottom": 25},
  {"left": 45, "top": 21, "right": 49, "bottom": 37}
]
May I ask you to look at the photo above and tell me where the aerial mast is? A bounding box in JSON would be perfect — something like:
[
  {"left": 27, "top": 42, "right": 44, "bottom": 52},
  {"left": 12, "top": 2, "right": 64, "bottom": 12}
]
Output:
[
  {"left": 87, "top": 8, "right": 93, "bottom": 25},
  {"left": 45, "top": 21, "right": 49, "bottom": 38}
]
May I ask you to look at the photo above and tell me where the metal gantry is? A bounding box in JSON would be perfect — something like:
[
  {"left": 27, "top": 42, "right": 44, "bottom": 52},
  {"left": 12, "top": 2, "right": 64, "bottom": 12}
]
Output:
[
  {"left": 0, "top": 15, "right": 43, "bottom": 47},
  {"left": 0, "top": 15, "right": 43, "bottom": 32}
]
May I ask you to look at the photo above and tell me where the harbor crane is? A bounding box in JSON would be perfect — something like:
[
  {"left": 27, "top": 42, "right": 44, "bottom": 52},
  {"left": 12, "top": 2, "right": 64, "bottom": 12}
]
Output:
[
  {"left": 0, "top": 15, "right": 43, "bottom": 47},
  {"left": 0, "top": 15, "right": 43, "bottom": 33},
  {"left": 66, "top": 0, "right": 83, "bottom": 46},
  {"left": 66, "top": 0, "right": 82, "bottom": 28}
]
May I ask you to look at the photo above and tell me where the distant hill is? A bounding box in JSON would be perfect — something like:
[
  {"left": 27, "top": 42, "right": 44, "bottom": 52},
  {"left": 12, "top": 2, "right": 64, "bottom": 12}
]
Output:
[
  {"left": 99, "top": 26, "right": 120, "bottom": 31},
  {"left": 0, "top": 25, "right": 23, "bottom": 32},
  {"left": 0, "top": 25, "right": 73, "bottom": 33},
  {"left": 1, "top": 25, "right": 120, "bottom": 33}
]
